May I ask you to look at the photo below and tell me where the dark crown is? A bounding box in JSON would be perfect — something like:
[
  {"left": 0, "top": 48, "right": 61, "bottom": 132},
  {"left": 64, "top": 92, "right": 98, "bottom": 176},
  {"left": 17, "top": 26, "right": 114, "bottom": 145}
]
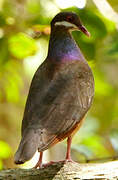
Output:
[{"left": 51, "top": 12, "right": 82, "bottom": 27}]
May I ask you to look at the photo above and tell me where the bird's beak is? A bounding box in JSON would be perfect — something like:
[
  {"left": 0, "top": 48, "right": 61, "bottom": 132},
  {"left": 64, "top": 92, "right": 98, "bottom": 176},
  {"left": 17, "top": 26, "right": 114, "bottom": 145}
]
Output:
[{"left": 78, "top": 25, "right": 90, "bottom": 37}]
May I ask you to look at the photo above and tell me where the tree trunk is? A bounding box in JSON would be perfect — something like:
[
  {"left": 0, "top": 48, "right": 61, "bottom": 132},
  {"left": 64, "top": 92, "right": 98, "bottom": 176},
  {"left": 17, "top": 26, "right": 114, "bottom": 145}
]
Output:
[{"left": 0, "top": 161, "right": 118, "bottom": 180}]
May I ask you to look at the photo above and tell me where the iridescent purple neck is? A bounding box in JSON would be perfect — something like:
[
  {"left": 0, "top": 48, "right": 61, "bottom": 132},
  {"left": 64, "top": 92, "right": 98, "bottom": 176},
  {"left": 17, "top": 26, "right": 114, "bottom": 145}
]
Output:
[{"left": 47, "top": 26, "right": 85, "bottom": 63}]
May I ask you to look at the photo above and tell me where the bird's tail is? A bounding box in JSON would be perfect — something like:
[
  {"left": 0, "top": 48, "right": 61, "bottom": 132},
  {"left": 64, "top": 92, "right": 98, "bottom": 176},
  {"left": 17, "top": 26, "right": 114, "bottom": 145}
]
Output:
[{"left": 14, "top": 129, "right": 41, "bottom": 164}]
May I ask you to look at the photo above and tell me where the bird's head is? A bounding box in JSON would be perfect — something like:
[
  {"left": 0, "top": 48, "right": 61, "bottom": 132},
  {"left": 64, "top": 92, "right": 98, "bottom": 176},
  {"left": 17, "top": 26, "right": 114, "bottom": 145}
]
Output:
[{"left": 51, "top": 12, "right": 90, "bottom": 37}]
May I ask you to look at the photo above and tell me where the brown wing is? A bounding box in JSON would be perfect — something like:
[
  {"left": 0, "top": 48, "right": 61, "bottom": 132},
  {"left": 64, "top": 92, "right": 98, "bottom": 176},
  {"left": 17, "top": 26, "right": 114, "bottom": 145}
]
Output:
[{"left": 22, "top": 60, "right": 94, "bottom": 151}]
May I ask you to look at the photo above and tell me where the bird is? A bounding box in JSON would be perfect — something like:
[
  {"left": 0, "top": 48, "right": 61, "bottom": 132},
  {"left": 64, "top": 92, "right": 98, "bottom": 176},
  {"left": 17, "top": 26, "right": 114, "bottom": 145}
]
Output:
[{"left": 14, "top": 11, "right": 94, "bottom": 168}]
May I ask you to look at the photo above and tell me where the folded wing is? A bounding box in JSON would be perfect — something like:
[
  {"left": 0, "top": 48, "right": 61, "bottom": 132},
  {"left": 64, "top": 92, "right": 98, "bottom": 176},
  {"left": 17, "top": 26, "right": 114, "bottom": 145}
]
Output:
[{"left": 15, "top": 60, "right": 94, "bottom": 163}]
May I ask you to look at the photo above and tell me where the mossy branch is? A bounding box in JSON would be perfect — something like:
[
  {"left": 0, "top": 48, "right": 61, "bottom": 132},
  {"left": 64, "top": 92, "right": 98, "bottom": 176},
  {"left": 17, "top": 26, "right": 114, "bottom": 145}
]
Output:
[{"left": 0, "top": 161, "right": 118, "bottom": 180}]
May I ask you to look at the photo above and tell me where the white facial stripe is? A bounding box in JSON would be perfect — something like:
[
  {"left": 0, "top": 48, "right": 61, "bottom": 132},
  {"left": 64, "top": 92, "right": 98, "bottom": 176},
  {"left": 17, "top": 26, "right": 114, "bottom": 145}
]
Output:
[{"left": 55, "top": 21, "right": 77, "bottom": 28}]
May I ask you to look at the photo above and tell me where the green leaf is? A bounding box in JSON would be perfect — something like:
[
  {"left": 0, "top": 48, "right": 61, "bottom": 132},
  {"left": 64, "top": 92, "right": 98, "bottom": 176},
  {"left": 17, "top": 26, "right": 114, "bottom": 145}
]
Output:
[
  {"left": 82, "top": 135, "right": 110, "bottom": 157},
  {"left": 0, "top": 160, "right": 3, "bottom": 170},
  {"left": 0, "top": 13, "right": 6, "bottom": 27},
  {"left": 0, "top": 60, "right": 23, "bottom": 103},
  {"left": 0, "top": 141, "right": 11, "bottom": 159},
  {"left": 94, "top": 70, "right": 113, "bottom": 96},
  {"left": 9, "top": 33, "right": 37, "bottom": 59},
  {"left": 109, "top": 129, "right": 118, "bottom": 151},
  {"left": 107, "top": 33, "right": 118, "bottom": 56},
  {"left": 72, "top": 144, "right": 93, "bottom": 158},
  {"left": 0, "top": 38, "right": 9, "bottom": 65}
]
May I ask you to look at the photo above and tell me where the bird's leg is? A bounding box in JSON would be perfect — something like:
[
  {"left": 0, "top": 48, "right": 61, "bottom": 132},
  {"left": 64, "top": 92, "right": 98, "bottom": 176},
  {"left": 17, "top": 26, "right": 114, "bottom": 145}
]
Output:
[
  {"left": 34, "top": 152, "right": 54, "bottom": 168},
  {"left": 65, "top": 136, "right": 73, "bottom": 162},
  {"left": 34, "top": 151, "right": 43, "bottom": 168},
  {"left": 35, "top": 137, "right": 74, "bottom": 168},
  {"left": 44, "top": 136, "right": 73, "bottom": 166}
]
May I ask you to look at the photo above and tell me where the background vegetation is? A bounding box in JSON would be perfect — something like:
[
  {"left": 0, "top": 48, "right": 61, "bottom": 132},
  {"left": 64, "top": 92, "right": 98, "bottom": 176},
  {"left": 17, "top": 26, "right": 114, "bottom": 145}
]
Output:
[{"left": 0, "top": 0, "right": 118, "bottom": 169}]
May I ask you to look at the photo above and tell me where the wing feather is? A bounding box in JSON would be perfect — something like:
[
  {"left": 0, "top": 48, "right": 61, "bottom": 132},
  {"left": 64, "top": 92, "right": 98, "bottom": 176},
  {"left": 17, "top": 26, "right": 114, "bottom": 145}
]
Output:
[{"left": 22, "top": 60, "right": 94, "bottom": 151}]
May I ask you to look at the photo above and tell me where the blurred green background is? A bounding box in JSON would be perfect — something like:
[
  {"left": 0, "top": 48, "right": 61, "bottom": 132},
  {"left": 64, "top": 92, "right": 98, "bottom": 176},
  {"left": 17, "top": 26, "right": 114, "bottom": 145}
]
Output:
[{"left": 0, "top": 0, "right": 118, "bottom": 169}]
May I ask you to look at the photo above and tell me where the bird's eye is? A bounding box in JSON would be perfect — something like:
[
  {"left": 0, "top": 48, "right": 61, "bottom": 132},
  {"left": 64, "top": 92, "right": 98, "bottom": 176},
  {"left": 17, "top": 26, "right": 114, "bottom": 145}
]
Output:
[{"left": 67, "top": 16, "right": 73, "bottom": 22}]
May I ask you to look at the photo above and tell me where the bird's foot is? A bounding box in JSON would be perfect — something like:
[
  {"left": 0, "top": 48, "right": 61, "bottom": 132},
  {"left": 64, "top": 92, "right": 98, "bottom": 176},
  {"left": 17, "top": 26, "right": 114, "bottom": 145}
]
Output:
[
  {"left": 34, "top": 159, "right": 76, "bottom": 169},
  {"left": 41, "top": 160, "right": 65, "bottom": 168},
  {"left": 34, "top": 161, "right": 56, "bottom": 168},
  {"left": 42, "top": 161, "right": 55, "bottom": 168},
  {"left": 60, "top": 157, "right": 77, "bottom": 164},
  {"left": 34, "top": 152, "right": 43, "bottom": 169},
  {"left": 42, "top": 159, "right": 75, "bottom": 168},
  {"left": 34, "top": 161, "right": 42, "bottom": 169},
  {"left": 65, "top": 158, "right": 75, "bottom": 163}
]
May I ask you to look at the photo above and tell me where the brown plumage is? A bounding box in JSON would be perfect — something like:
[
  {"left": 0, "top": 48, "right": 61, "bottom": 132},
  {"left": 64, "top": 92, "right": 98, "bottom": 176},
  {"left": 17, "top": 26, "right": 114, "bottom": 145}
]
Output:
[{"left": 14, "top": 12, "right": 94, "bottom": 167}]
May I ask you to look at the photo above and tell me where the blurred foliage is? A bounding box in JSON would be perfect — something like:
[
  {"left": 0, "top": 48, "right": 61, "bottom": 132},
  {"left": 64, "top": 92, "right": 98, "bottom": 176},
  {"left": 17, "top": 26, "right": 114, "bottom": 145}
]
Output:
[
  {"left": 0, "top": 0, "right": 118, "bottom": 169},
  {"left": 9, "top": 33, "right": 37, "bottom": 59},
  {"left": 0, "top": 141, "right": 11, "bottom": 169}
]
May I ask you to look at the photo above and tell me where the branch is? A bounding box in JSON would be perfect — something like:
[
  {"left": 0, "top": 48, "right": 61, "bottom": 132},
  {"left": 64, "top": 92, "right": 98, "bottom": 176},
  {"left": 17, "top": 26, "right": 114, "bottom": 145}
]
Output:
[{"left": 0, "top": 161, "right": 118, "bottom": 180}]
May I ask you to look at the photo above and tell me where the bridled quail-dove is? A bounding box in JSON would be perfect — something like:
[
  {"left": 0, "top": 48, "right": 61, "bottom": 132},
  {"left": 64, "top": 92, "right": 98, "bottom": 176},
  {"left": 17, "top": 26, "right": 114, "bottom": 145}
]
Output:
[{"left": 14, "top": 12, "right": 94, "bottom": 168}]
